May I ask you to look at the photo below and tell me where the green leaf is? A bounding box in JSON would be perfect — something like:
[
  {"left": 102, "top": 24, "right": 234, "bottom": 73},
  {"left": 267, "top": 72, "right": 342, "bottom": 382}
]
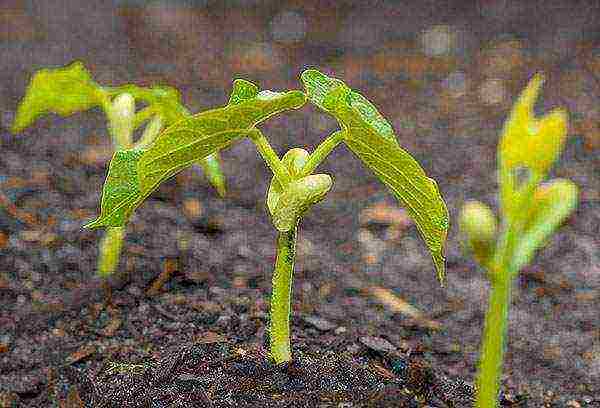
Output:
[
  {"left": 271, "top": 174, "right": 333, "bottom": 232},
  {"left": 301, "top": 69, "right": 449, "bottom": 284},
  {"left": 511, "top": 178, "right": 578, "bottom": 273},
  {"left": 267, "top": 148, "right": 310, "bottom": 215},
  {"left": 91, "top": 82, "right": 306, "bottom": 227},
  {"left": 84, "top": 148, "right": 145, "bottom": 228},
  {"left": 138, "top": 86, "right": 306, "bottom": 197},
  {"left": 12, "top": 61, "right": 105, "bottom": 133}
]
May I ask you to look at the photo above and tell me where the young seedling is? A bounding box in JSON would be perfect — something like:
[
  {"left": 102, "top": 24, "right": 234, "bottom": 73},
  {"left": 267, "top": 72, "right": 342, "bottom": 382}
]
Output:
[
  {"left": 459, "top": 75, "right": 579, "bottom": 407},
  {"left": 86, "top": 69, "right": 449, "bottom": 364},
  {"left": 11, "top": 62, "right": 227, "bottom": 301}
]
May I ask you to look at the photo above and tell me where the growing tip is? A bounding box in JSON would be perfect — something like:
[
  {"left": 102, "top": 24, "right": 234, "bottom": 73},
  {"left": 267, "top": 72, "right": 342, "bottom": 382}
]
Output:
[{"left": 515, "top": 73, "right": 545, "bottom": 118}]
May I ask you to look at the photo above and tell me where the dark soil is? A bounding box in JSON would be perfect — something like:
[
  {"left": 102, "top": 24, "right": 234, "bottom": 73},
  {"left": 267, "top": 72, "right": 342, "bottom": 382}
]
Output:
[{"left": 1, "top": 1, "right": 599, "bottom": 407}]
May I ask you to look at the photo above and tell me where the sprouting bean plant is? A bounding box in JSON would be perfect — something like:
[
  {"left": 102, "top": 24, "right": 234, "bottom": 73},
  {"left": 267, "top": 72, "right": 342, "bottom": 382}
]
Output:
[
  {"left": 11, "top": 62, "right": 227, "bottom": 300},
  {"left": 86, "top": 69, "right": 449, "bottom": 364},
  {"left": 459, "top": 75, "right": 579, "bottom": 407}
]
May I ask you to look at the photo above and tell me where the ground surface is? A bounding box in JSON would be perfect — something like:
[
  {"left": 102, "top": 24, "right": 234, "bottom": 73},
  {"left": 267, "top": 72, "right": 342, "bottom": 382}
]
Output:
[{"left": 0, "top": 1, "right": 599, "bottom": 406}]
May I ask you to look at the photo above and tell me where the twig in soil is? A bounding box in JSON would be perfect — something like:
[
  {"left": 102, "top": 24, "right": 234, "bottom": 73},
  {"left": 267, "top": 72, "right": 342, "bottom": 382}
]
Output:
[
  {"left": 146, "top": 258, "right": 177, "bottom": 296},
  {"left": 368, "top": 286, "right": 442, "bottom": 330},
  {"left": 101, "top": 280, "right": 113, "bottom": 308},
  {"left": 0, "top": 188, "right": 38, "bottom": 226}
]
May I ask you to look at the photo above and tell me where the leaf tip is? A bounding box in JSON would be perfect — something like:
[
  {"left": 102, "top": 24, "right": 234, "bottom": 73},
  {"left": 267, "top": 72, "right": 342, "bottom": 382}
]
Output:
[
  {"left": 83, "top": 218, "right": 103, "bottom": 230},
  {"left": 228, "top": 79, "right": 260, "bottom": 105},
  {"left": 300, "top": 69, "right": 348, "bottom": 112}
]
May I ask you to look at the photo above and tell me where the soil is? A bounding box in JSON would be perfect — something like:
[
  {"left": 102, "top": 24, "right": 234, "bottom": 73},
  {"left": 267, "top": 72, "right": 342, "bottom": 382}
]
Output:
[{"left": 1, "top": 1, "right": 599, "bottom": 407}]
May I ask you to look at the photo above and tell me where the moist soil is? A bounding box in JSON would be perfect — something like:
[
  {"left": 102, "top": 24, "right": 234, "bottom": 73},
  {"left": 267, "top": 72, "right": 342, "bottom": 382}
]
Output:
[{"left": 1, "top": 1, "right": 600, "bottom": 407}]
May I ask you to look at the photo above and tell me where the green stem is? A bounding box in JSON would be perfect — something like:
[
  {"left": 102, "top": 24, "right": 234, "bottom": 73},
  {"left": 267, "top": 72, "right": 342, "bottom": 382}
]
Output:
[
  {"left": 475, "top": 266, "right": 513, "bottom": 407},
  {"left": 97, "top": 226, "right": 126, "bottom": 278},
  {"left": 270, "top": 219, "right": 299, "bottom": 364},
  {"left": 476, "top": 173, "right": 539, "bottom": 406},
  {"left": 248, "top": 128, "right": 292, "bottom": 187},
  {"left": 299, "top": 130, "right": 345, "bottom": 177}
]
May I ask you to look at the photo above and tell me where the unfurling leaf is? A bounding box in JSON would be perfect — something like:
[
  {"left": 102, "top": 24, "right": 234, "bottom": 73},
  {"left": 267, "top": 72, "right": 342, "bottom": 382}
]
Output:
[
  {"left": 459, "top": 200, "right": 498, "bottom": 267},
  {"left": 301, "top": 69, "right": 449, "bottom": 284},
  {"left": 498, "top": 74, "right": 568, "bottom": 219},
  {"left": 271, "top": 174, "right": 333, "bottom": 232},
  {"left": 511, "top": 178, "right": 579, "bottom": 273},
  {"left": 267, "top": 148, "right": 310, "bottom": 215},
  {"left": 12, "top": 61, "right": 105, "bottom": 133}
]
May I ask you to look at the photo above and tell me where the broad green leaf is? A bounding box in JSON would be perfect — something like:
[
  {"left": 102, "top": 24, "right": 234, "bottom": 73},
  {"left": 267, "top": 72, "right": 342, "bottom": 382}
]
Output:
[
  {"left": 511, "top": 178, "right": 579, "bottom": 273},
  {"left": 301, "top": 69, "right": 449, "bottom": 283},
  {"left": 12, "top": 61, "right": 105, "bottom": 133},
  {"left": 498, "top": 74, "right": 568, "bottom": 219},
  {"left": 271, "top": 174, "right": 333, "bottom": 232},
  {"left": 85, "top": 148, "right": 145, "bottom": 229},
  {"left": 138, "top": 88, "right": 306, "bottom": 196},
  {"left": 267, "top": 148, "right": 310, "bottom": 215}
]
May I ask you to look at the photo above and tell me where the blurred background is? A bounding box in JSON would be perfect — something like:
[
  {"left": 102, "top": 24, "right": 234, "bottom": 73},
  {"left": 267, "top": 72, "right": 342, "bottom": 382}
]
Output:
[{"left": 0, "top": 0, "right": 599, "bottom": 405}]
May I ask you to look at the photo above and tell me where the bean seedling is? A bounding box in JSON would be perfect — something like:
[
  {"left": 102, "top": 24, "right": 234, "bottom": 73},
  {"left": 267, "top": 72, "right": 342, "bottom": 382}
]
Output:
[
  {"left": 11, "top": 62, "right": 227, "bottom": 301},
  {"left": 86, "top": 69, "right": 449, "bottom": 364},
  {"left": 459, "top": 75, "right": 579, "bottom": 407}
]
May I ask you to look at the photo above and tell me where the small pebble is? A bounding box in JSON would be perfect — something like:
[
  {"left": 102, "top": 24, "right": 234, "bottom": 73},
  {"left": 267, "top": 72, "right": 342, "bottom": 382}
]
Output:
[
  {"left": 359, "top": 336, "right": 397, "bottom": 353},
  {"left": 302, "top": 316, "right": 337, "bottom": 332}
]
